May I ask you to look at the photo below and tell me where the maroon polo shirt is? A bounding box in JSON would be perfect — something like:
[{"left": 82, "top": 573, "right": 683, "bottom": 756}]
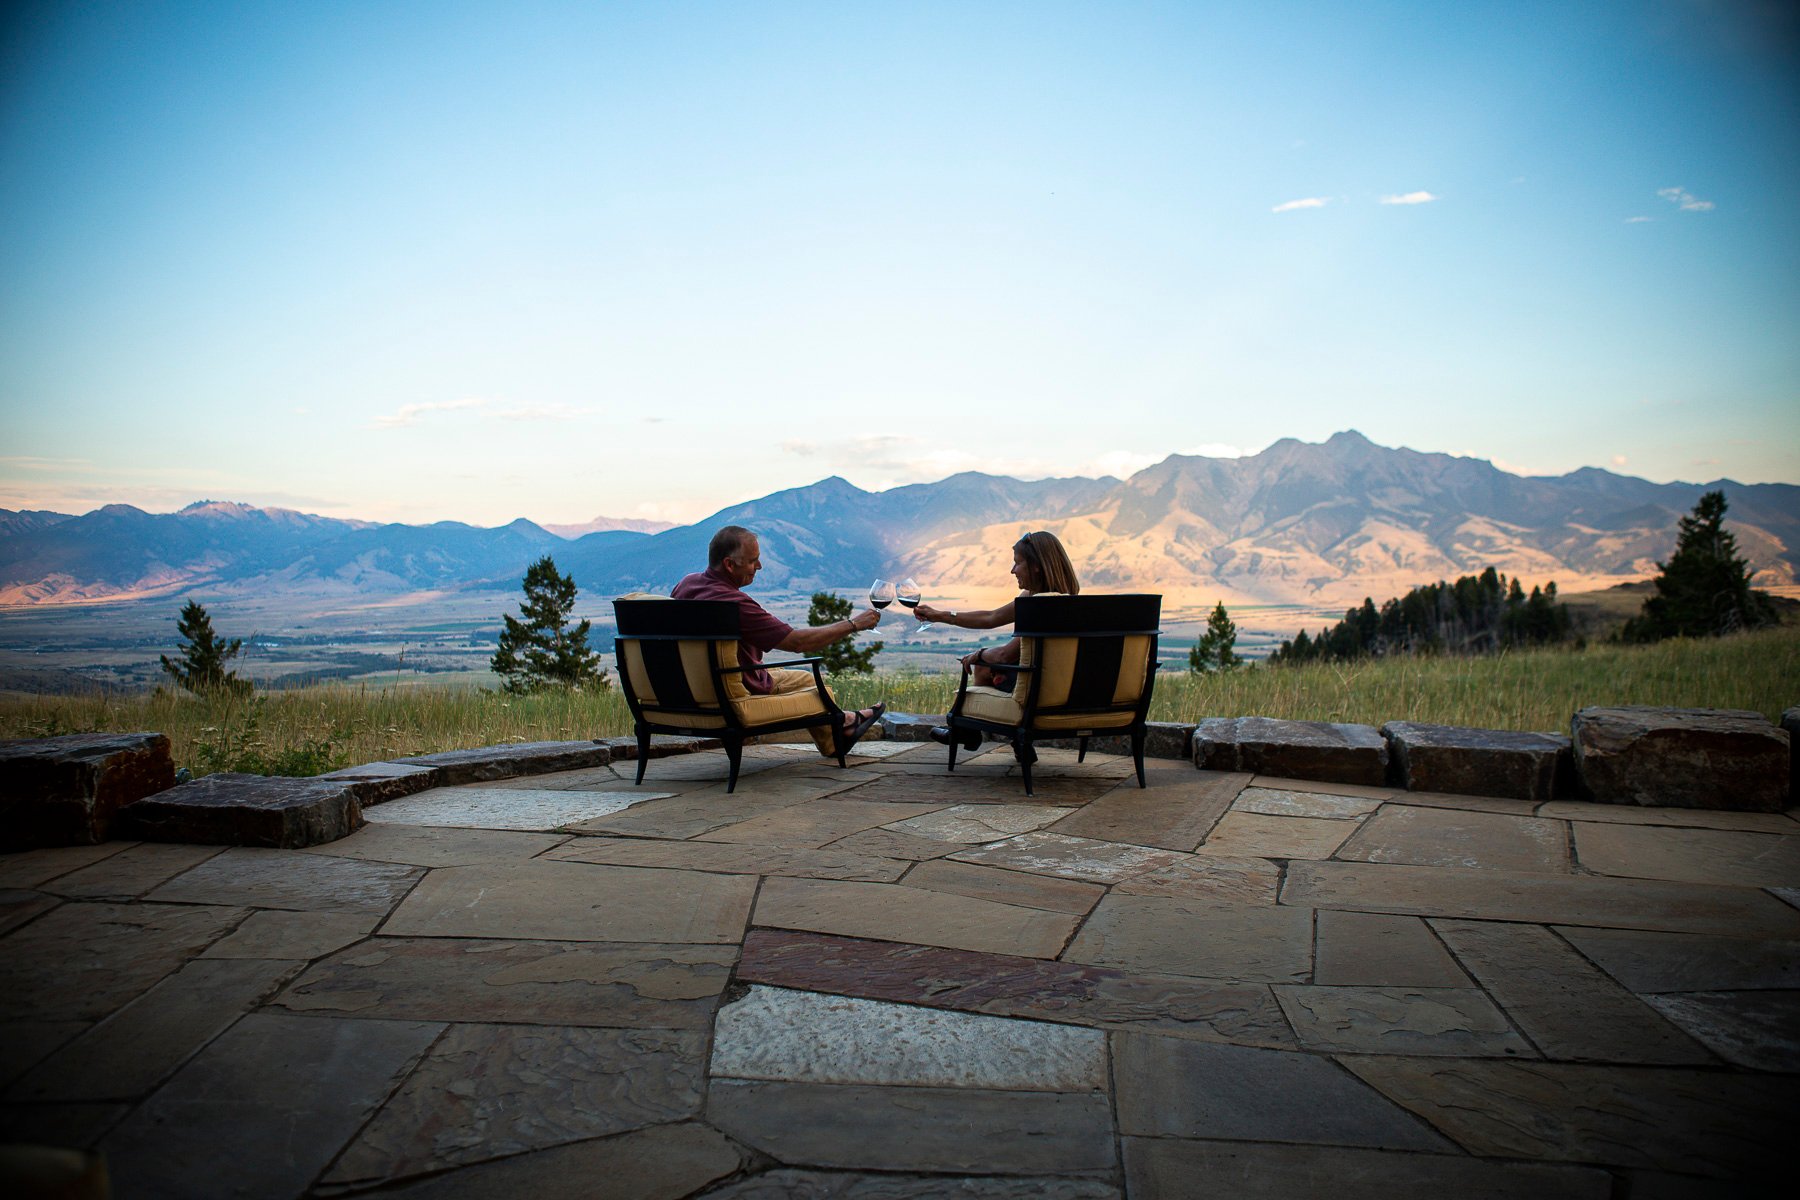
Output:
[{"left": 670, "top": 566, "right": 793, "bottom": 694}]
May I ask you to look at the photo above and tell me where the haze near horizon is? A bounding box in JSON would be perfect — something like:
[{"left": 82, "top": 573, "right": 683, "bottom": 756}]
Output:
[{"left": 3, "top": 1, "right": 1796, "bottom": 527}]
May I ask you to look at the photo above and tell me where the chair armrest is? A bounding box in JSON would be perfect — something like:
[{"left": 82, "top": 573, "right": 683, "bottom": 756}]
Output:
[{"left": 718, "top": 657, "right": 825, "bottom": 674}]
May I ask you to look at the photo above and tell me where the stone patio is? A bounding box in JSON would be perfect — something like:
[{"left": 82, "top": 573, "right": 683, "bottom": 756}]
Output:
[{"left": 3, "top": 738, "right": 1797, "bottom": 1197}]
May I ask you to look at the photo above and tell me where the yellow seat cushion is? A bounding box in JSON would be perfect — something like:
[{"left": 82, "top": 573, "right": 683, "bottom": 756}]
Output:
[{"left": 731, "top": 688, "right": 831, "bottom": 728}]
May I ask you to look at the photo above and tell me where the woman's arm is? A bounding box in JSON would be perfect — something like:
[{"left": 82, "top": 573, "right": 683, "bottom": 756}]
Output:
[{"left": 913, "top": 598, "right": 1016, "bottom": 629}]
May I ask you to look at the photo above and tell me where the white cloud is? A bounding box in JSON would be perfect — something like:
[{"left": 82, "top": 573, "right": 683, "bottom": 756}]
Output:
[
  {"left": 1271, "top": 196, "right": 1329, "bottom": 213},
  {"left": 1624, "top": 216, "right": 1653, "bottom": 223},
  {"left": 1657, "top": 187, "right": 1714, "bottom": 212},
  {"left": 1379, "top": 191, "right": 1439, "bottom": 205},
  {"left": 1178, "top": 442, "right": 1256, "bottom": 459},
  {"left": 492, "top": 403, "right": 594, "bottom": 422},
  {"left": 369, "top": 398, "right": 486, "bottom": 429}
]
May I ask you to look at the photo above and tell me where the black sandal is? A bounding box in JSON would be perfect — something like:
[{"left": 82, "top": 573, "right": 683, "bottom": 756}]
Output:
[{"left": 842, "top": 702, "right": 887, "bottom": 748}]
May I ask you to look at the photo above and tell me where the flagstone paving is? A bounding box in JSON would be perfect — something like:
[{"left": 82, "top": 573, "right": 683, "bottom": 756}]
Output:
[{"left": 2, "top": 743, "right": 1796, "bottom": 1196}]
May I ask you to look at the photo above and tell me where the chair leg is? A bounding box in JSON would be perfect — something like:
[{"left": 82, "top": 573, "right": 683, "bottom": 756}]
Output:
[
  {"left": 1016, "top": 737, "right": 1035, "bottom": 796},
  {"left": 946, "top": 726, "right": 960, "bottom": 773},
  {"left": 1077, "top": 736, "right": 1089, "bottom": 763},
  {"left": 724, "top": 738, "right": 744, "bottom": 793},
  {"left": 1133, "top": 729, "right": 1147, "bottom": 788},
  {"left": 634, "top": 728, "right": 650, "bottom": 785}
]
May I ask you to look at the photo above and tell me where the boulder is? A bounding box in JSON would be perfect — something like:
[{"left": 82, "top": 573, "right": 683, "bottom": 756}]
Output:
[
  {"left": 877, "top": 713, "right": 946, "bottom": 743},
  {"left": 0, "top": 732, "right": 175, "bottom": 849},
  {"left": 1784, "top": 706, "right": 1800, "bottom": 804},
  {"left": 1571, "top": 706, "right": 1790, "bottom": 812},
  {"left": 596, "top": 735, "right": 722, "bottom": 760},
  {"left": 317, "top": 761, "right": 443, "bottom": 805},
  {"left": 1193, "top": 716, "right": 1388, "bottom": 786},
  {"left": 118, "top": 773, "right": 364, "bottom": 848},
  {"left": 1038, "top": 722, "right": 1195, "bottom": 760},
  {"left": 390, "top": 740, "right": 614, "bottom": 785},
  {"left": 1382, "top": 722, "right": 1571, "bottom": 802}
]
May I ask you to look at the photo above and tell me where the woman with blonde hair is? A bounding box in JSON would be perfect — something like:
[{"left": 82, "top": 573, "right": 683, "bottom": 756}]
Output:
[{"left": 910, "top": 530, "right": 1080, "bottom": 747}]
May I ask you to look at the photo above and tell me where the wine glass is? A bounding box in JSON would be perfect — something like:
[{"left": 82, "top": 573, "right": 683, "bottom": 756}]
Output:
[
  {"left": 897, "top": 577, "right": 931, "bottom": 631},
  {"left": 869, "top": 579, "right": 896, "bottom": 614}
]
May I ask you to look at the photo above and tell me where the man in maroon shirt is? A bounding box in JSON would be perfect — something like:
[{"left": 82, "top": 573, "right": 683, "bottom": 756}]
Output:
[{"left": 672, "top": 525, "right": 885, "bottom": 753}]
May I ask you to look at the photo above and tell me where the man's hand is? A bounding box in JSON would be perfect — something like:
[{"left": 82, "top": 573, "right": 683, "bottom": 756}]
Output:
[{"left": 778, "top": 607, "right": 881, "bottom": 653}]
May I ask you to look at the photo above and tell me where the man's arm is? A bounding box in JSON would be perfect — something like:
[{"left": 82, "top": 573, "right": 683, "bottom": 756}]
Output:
[{"left": 776, "top": 607, "right": 882, "bottom": 654}]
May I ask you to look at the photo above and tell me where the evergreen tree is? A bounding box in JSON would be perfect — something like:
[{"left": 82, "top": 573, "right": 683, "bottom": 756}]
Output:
[
  {"left": 160, "top": 600, "right": 251, "bottom": 695},
  {"left": 806, "top": 591, "right": 882, "bottom": 675},
  {"left": 1189, "top": 601, "right": 1241, "bottom": 673},
  {"left": 490, "top": 556, "right": 608, "bottom": 693},
  {"left": 1622, "top": 491, "right": 1776, "bottom": 641}
]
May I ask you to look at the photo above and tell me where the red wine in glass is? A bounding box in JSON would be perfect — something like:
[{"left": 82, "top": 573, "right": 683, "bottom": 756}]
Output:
[{"left": 869, "top": 579, "right": 896, "bottom": 610}]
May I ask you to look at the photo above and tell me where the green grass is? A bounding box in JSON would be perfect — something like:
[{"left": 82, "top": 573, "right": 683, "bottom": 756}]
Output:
[{"left": 4, "top": 624, "right": 1793, "bottom": 775}]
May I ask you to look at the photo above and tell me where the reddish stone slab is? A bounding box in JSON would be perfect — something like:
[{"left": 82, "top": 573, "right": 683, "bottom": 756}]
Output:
[
  {"left": 1572, "top": 707, "right": 1789, "bottom": 812},
  {"left": 0, "top": 733, "right": 175, "bottom": 850},
  {"left": 1194, "top": 718, "right": 1388, "bottom": 787},
  {"left": 117, "top": 773, "right": 364, "bottom": 848},
  {"left": 391, "top": 741, "right": 616, "bottom": 785},
  {"left": 1382, "top": 721, "right": 1570, "bottom": 802},
  {"left": 737, "top": 929, "right": 1293, "bottom": 1047},
  {"left": 317, "top": 761, "right": 443, "bottom": 804}
]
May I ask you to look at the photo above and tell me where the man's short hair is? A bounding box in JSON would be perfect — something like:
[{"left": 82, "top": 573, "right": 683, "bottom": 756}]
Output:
[{"left": 708, "top": 525, "right": 754, "bottom": 568}]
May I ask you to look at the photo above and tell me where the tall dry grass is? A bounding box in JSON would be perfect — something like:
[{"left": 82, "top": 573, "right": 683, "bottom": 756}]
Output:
[{"left": 3, "top": 624, "right": 1793, "bottom": 775}]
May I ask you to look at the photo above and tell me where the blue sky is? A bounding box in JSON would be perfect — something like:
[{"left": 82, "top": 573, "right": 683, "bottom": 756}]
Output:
[{"left": 2, "top": 0, "right": 1795, "bottom": 526}]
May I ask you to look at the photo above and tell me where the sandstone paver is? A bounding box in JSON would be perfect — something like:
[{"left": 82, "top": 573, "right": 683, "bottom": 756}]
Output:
[
  {"left": 700, "top": 1171, "right": 1119, "bottom": 1199},
  {"left": 324, "top": 1024, "right": 705, "bottom": 1187},
  {"left": 1112, "top": 1033, "right": 1450, "bottom": 1150},
  {"left": 841, "top": 772, "right": 1115, "bottom": 807},
  {"left": 144, "top": 846, "right": 423, "bottom": 913},
  {"left": 36, "top": 842, "right": 224, "bottom": 899},
  {"left": 825, "top": 826, "right": 963, "bottom": 860},
  {"left": 382, "top": 860, "right": 755, "bottom": 942},
  {"left": 1111, "top": 854, "right": 1282, "bottom": 904},
  {"left": 365, "top": 787, "right": 668, "bottom": 831},
  {"left": 1572, "top": 821, "right": 1800, "bottom": 888},
  {"left": 707, "top": 1079, "right": 1116, "bottom": 1174},
  {"left": 711, "top": 986, "right": 1107, "bottom": 1090},
  {"left": 1283, "top": 860, "right": 1800, "bottom": 937},
  {"left": 0, "top": 843, "right": 128, "bottom": 889},
  {"left": 947, "top": 832, "right": 1189, "bottom": 883},
  {"left": 1313, "top": 910, "right": 1470, "bottom": 987},
  {"left": 200, "top": 909, "right": 378, "bottom": 960},
  {"left": 888, "top": 803, "right": 1070, "bottom": 843},
  {"left": 0, "top": 888, "right": 57, "bottom": 936},
  {"left": 568, "top": 781, "right": 831, "bottom": 839},
  {"left": 1431, "top": 919, "right": 1712, "bottom": 1063},
  {"left": 545, "top": 835, "right": 909, "bottom": 882},
  {"left": 1273, "top": 985, "right": 1531, "bottom": 1057},
  {"left": 899, "top": 858, "right": 1105, "bottom": 914},
  {"left": 275, "top": 936, "right": 734, "bottom": 1027},
  {"left": 295, "top": 823, "right": 570, "bottom": 867},
  {"left": 97, "top": 1012, "right": 441, "bottom": 1200},
  {"left": 1198, "top": 811, "right": 1357, "bottom": 859},
  {"left": 1234, "top": 785, "right": 1382, "bottom": 819},
  {"left": 0, "top": 1100, "right": 126, "bottom": 1151},
  {"left": 1064, "top": 894, "right": 1313, "bottom": 982},
  {"left": 1555, "top": 927, "right": 1800, "bottom": 992},
  {"left": 1642, "top": 990, "right": 1800, "bottom": 1072},
  {"left": 697, "top": 799, "right": 925, "bottom": 847},
  {"left": 754, "top": 876, "right": 1078, "bottom": 958},
  {"left": 1251, "top": 775, "right": 1399, "bottom": 801},
  {"left": 737, "top": 930, "right": 1295, "bottom": 1047},
  {"left": 1537, "top": 800, "right": 1800, "bottom": 834},
  {"left": 1336, "top": 805, "right": 1571, "bottom": 873},
  {"left": 1046, "top": 770, "right": 1246, "bottom": 851}
]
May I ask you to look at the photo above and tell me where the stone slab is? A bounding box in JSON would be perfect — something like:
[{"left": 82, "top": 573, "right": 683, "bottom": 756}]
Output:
[
  {"left": 737, "top": 930, "right": 1295, "bottom": 1047},
  {"left": 0, "top": 900, "right": 246, "bottom": 1022},
  {"left": 1572, "top": 821, "right": 1800, "bottom": 888},
  {"left": 1335, "top": 805, "right": 1572, "bottom": 873},
  {"left": 0, "top": 888, "right": 59, "bottom": 937},
  {"left": 323, "top": 1024, "right": 705, "bottom": 1187},
  {"left": 0, "top": 1101, "right": 128, "bottom": 1151},
  {"left": 0, "top": 843, "right": 125, "bottom": 889},
  {"left": 900, "top": 858, "right": 1105, "bottom": 914},
  {"left": 1121, "top": 1138, "right": 1612, "bottom": 1200},
  {"left": 1113, "top": 1033, "right": 1450, "bottom": 1149},
  {"left": 697, "top": 799, "right": 925, "bottom": 847},
  {"left": 1197, "top": 811, "right": 1357, "bottom": 859},
  {"left": 97, "top": 1011, "right": 441, "bottom": 1200},
  {"left": 1195, "top": 717, "right": 1389, "bottom": 787},
  {"left": 118, "top": 772, "right": 365, "bottom": 848},
  {"left": 1234, "top": 785, "right": 1382, "bottom": 819},
  {"left": 352, "top": 1122, "right": 743, "bottom": 1200},
  {"left": 364, "top": 786, "right": 669, "bottom": 831},
  {"left": 1643, "top": 990, "right": 1800, "bottom": 1071},
  {"left": 701, "top": 1172, "right": 1119, "bottom": 1200},
  {"left": 946, "top": 832, "right": 1189, "bottom": 884},
  {"left": 1112, "top": 855, "right": 1282, "bottom": 905},
  {"left": 317, "top": 760, "right": 443, "bottom": 804},
  {"left": 1342, "top": 1056, "right": 1793, "bottom": 1178},
  {"left": 568, "top": 783, "right": 824, "bottom": 840},
  {"left": 1555, "top": 927, "right": 1800, "bottom": 992},
  {"left": 0, "top": 1021, "right": 88, "bottom": 1090},
  {"left": 754, "top": 876, "right": 1078, "bottom": 958},
  {"left": 1571, "top": 706, "right": 1789, "bottom": 811},
  {"left": 1064, "top": 894, "right": 1314, "bottom": 982},
  {"left": 545, "top": 836, "right": 909, "bottom": 882},
  {"left": 295, "top": 823, "right": 570, "bottom": 868},
  {"left": 878, "top": 712, "right": 945, "bottom": 742},
  {"left": 825, "top": 827, "right": 962, "bottom": 861},
  {"left": 201, "top": 911, "right": 374, "bottom": 962},
  {"left": 7, "top": 957, "right": 301, "bottom": 1101},
  {"left": 1382, "top": 721, "right": 1569, "bottom": 801},
  {"left": 1273, "top": 985, "right": 1530, "bottom": 1057},
  {"left": 712, "top": 985, "right": 1106, "bottom": 1090},
  {"left": 887, "top": 803, "right": 1071, "bottom": 844},
  {"left": 1314, "top": 910, "right": 1471, "bottom": 987},
  {"left": 1786, "top": 705, "right": 1799, "bottom": 803},
  {"left": 390, "top": 739, "right": 615, "bottom": 784},
  {"left": 383, "top": 860, "right": 755, "bottom": 943},
  {"left": 36, "top": 843, "right": 223, "bottom": 900},
  {"left": 1048, "top": 770, "right": 1246, "bottom": 852},
  {"left": 0, "top": 732, "right": 175, "bottom": 849},
  {"left": 840, "top": 771, "right": 1116, "bottom": 807},
  {"left": 1283, "top": 860, "right": 1800, "bottom": 937},
  {"left": 596, "top": 734, "right": 720, "bottom": 761},
  {"left": 145, "top": 846, "right": 423, "bottom": 914},
  {"left": 707, "top": 1079, "right": 1116, "bottom": 1174},
  {"left": 275, "top": 936, "right": 734, "bottom": 1027},
  {"left": 1250, "top": 775, "right": 1400, "bottom": 801},
  {"left": 1537, "top": 800, "right": 1799, "bottom": 833},
  {"left": 1032, "top": 721, "right": 1195, "bottom": 761}
]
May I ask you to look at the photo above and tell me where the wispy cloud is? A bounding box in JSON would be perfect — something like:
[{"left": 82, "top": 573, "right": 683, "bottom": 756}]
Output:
[
  {"left": 0, "top": 455, "right": 94, "bottom": 471},
  {"left": 1657, "top": 186, "right": 1714, "bottom": 212},
  {"left": 492, "top": 403, "right": 595, "bottom": 422},
  {"left": 1379, "top": 191, "right": 1438, "bottom": 206},
  {"left": 1271, "top": 196, "right": 1329, "bottom": 213},
  {"left": 369, "top": 398, "right": 486, "bottom": 429},
  {"left": 1624, "top": 216, "right": 1653, "bottom": 223}
]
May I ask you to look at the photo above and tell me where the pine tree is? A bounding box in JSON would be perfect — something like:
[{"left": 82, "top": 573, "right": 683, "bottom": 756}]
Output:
[
  {"left": 160, "top": 600, "right": 251, "bottom": 695},
  {"left": 490, "top": 556, "right": 608, "bottom": 693},
  {"left": 807, "top": 591, "right": 882, "bottom": 675},
  {"left": 1622, "top": 491, "right": 1776, "bottom": 641},
  {"left": 1188, "top": 601, "right": 1241, "bottom": 673}
]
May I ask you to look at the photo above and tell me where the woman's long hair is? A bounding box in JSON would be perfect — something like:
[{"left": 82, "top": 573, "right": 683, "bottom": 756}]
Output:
[{"left": 1016, "top": 531, "right": 1080, "bottom": 595}]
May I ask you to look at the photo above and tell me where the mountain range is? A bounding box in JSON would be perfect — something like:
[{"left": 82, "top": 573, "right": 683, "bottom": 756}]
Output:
[{"left": 4, "top": 432, "right": 1795, "bottom": 608}]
